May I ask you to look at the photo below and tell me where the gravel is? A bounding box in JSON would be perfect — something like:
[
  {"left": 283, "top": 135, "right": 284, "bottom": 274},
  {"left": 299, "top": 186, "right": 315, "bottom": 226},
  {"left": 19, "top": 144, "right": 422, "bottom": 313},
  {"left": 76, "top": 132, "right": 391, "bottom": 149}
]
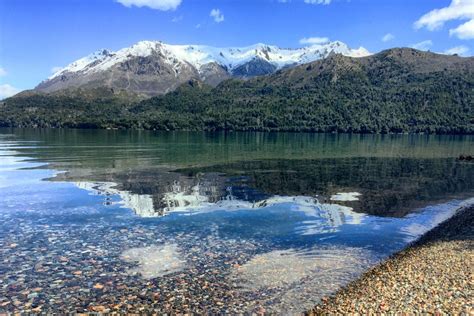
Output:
[{"left": 308, "top": 205, "right": 474, "bottom": 314}]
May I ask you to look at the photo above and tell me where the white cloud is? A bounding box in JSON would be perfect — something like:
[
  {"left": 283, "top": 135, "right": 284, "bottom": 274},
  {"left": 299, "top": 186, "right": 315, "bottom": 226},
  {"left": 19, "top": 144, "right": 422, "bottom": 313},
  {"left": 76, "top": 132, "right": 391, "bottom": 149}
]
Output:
[
  {"left": 411, "top": 40, "right": 433, "bottom": 51},
  {"left": 0, "top": 84, "right": 20, "bottom": 99},
  {"left": 414, "top": 0, "right": 474, "bottom": 40},
  {"left": 0, "top": 67, "right": 6, "bottom": 77},
  {"left": 116, "top": 0, "right": 181, "bottom": 11},
  {"left": 299, "top": 37, "right": 329, "bottom": 45},
  {"left": 171, "top": 15, "right": 183, "bottom": 22},
  {"left": 382, "top": 33, "right": 395, "bottom": 42},
  {"left": 51, "top": 66, "right": 63, "bottom": 74},
  {"left": 444, "top": 45, "right": 470, "bottom": 56},
  {"left": 210, "top": 9, "right": 224, "bottom": 23},
  {"left": 304, "top": 0, "right": 332, "bottom": 4},
  {"left": 449, "top": 19, "right": 474, "bottom": 39},
  {"left": 195, "top": 23, "right": 201, "bottom": 29}
]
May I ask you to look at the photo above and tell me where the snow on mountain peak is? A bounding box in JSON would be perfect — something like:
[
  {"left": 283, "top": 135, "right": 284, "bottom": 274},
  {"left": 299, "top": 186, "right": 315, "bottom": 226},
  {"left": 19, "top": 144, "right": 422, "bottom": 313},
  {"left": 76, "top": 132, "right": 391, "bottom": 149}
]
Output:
[
  {"left": 49, "top": 40, "right": 371, "bottom": 80},
  {"left": 48, "top": 49, "right": 111, "bottom": 79}
]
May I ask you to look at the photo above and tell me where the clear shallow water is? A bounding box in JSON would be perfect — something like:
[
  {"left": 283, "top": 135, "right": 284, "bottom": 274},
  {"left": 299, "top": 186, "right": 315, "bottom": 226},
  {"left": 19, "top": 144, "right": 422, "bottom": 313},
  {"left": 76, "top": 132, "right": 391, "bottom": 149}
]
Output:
[{"left": 0, "top": 128, "right": 473, "bottom": 314}]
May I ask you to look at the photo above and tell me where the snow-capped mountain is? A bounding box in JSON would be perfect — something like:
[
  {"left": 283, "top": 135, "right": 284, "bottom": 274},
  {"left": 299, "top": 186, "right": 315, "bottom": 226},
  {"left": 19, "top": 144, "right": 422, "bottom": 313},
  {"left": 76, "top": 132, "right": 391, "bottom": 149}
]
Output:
[{"left": 36, "top": 40, "right": 370, "bottom": 96}]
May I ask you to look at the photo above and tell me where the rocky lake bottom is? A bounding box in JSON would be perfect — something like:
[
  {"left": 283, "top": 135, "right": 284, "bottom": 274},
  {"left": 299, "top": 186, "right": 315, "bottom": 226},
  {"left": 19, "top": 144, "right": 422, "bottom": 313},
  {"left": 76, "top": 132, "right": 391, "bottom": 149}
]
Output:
[{"left": 1, "top": 130, "right": 473, "bottom": 314}]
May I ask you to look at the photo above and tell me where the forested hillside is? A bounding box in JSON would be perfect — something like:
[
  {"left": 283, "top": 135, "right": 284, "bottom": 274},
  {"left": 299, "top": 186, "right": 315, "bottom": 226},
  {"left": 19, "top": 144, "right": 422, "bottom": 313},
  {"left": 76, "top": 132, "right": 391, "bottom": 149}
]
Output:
[{"left": 1, "top": 48, "right": 473, "bottom": 134}]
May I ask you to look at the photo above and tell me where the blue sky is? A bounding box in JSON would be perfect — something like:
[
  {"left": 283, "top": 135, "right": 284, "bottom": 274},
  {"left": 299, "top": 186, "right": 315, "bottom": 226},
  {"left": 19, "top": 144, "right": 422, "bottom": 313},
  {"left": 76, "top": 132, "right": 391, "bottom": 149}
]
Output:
[{"left": 0, "top": 0, "right": 473, "bottom": 97}]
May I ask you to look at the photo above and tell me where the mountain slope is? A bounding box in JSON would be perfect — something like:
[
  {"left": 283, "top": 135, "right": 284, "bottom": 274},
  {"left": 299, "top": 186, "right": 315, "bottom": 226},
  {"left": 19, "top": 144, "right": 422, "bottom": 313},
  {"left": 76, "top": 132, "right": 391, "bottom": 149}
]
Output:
[
  {"left": 2, "top": 48, "right": 473, "bottom": 134},
  {"left": 133, "top": 48, "right": 473, "bottom": 133},
  {"left": 35, "top": 40, "right": 370, "bottom": 96}
]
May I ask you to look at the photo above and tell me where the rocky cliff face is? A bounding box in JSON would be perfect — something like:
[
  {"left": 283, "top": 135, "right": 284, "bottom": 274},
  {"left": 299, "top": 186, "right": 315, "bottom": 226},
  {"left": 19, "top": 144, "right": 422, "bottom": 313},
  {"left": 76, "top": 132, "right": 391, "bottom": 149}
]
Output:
[{"left": 36, "top": 40, "right": 370, "bottom": 97}]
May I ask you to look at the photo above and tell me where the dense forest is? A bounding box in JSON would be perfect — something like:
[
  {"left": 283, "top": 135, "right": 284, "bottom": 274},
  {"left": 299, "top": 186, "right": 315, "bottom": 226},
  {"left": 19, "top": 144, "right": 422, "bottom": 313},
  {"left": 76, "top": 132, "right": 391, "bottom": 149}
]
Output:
[{"left": 1, "top": 48, "right": 473, "bottom": 134}]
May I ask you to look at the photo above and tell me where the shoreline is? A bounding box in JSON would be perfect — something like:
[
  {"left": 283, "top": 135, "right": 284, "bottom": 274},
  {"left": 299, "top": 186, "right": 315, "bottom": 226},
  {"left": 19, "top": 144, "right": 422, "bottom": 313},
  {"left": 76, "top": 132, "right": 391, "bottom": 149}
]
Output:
[
  {"left": 308, "top": 204, "right": 474, "bottom": 314},
  {"left": 1, "top": 126, "right": 474, "bottom": 136}
]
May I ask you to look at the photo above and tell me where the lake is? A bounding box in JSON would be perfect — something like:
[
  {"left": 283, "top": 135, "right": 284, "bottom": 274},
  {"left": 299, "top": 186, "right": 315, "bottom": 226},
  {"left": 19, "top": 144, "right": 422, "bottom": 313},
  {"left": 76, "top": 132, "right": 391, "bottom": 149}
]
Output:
[{"left": 1, "top": 128, "right": 473, "bottom": 314}]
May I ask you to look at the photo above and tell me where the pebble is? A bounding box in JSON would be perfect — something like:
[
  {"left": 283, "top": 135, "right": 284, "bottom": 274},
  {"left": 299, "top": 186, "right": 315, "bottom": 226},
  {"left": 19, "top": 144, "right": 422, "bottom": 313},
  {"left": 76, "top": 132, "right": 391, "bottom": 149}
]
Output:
[
  {"left": 308, "top": 206, "right": 474, "bottom": 314},
  {"left": 0, "top": 211, "right": 275, "bottom": 314}
]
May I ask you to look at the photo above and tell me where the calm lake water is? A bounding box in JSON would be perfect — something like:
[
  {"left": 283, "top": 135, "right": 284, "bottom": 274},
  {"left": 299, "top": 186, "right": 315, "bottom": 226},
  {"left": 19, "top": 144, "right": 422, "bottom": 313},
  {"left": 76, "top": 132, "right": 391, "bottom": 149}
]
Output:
[{"left": 1, "top": 128, "right": 473, "bottom": 313}]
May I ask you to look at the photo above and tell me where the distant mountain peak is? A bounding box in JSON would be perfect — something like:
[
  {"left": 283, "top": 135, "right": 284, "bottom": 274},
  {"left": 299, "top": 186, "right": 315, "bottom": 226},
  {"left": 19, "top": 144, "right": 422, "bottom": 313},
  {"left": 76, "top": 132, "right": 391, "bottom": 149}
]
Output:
[{"left": 38, "top": 39, "right": 371, "bottom": 96}]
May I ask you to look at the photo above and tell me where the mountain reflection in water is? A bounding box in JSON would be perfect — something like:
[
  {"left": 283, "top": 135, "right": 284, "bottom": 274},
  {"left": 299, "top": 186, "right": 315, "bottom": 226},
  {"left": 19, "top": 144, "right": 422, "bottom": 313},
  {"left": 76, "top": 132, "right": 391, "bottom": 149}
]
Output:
[
  {"left": 1, "top": 129, "right": 473, "bottom": 314},
  {"left": 54, "top": 157, "right": 474, "bottom": 219},
  {"left": 74, "top": 179, "right": 364, "bottom": 234}
]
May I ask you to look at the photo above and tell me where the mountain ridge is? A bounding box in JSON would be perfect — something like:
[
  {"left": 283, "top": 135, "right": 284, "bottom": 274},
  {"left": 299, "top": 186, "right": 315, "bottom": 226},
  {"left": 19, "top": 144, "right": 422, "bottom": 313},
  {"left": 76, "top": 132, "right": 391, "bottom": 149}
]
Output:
[
  {"left": 36, "top": 40, "right": 370, "bottom": 96},
  {"left": 2, "top": 48, "right": 473, "bottom": 134}
]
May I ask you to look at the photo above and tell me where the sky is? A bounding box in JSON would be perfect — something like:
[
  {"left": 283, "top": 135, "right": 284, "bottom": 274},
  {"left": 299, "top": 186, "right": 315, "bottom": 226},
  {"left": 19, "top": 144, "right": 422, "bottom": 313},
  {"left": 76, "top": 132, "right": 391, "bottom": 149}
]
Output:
[{"left": 0, "top": 0, "right": 473, "bottom": 98}]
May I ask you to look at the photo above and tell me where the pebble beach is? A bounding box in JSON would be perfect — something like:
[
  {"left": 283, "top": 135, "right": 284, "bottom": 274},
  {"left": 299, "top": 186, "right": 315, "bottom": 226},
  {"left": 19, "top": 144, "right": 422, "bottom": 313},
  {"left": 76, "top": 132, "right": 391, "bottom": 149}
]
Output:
[{"left": 309, "top": 205, "right": 474, "bottom": 314}]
